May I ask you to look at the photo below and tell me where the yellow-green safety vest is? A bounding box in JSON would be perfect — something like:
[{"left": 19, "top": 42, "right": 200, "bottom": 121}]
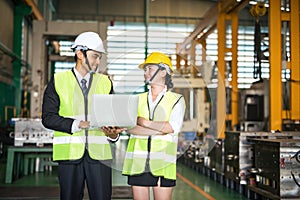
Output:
[
  {"left": 123, "top": 91, "right": 184, "bottom": 180},
  {"left": 53, "top": 70, "right": 112, "bottom": 161}
]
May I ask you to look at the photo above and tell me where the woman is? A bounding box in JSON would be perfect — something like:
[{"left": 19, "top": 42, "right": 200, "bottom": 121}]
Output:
[{"left": 122, "top": 52, "right": 186, "bottom": 200}]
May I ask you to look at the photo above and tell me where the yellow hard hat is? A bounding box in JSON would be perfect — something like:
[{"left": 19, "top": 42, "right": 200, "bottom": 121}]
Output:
[{"left": 139, "top": 52, "right": 174, "bottom": 74}]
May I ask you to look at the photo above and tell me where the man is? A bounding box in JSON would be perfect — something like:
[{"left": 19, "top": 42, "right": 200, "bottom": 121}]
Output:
[{"left": 42, "top": 31, "right": 122, "bottom": 200}]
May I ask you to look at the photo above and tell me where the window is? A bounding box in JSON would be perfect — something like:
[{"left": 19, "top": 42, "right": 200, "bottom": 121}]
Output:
[
  {"left": 107, "top": 22, "right": 195, "bottom": 93},
  {"left": 53, "top": 22, "right": 290, "bottom": 91}
]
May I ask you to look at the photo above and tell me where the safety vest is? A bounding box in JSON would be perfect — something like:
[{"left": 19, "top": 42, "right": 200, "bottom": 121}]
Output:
[
  {"left": 52, "top": 70, "right": 112, "bottom": 161},
  {"left": 122, "top": 91, "right": 184, "bottom": 180}
]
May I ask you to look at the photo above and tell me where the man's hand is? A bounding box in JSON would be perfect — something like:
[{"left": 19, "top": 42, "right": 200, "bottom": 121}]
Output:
[
  {"left": 100, "top": 126, "right": 126, "bottom": 139},
  {"left": 78, "top": 120, "right": 90, "bottom": 129}
]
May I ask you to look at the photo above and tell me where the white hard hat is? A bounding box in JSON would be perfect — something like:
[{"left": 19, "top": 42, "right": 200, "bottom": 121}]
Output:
[{"left": 71, "top": 31, "right": 106, "bottom": 53}]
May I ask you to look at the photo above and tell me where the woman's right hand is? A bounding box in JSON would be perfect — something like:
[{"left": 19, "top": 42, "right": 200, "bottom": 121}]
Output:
[{"left": 137, "top": 117, "right": 149, "bottom": 127}]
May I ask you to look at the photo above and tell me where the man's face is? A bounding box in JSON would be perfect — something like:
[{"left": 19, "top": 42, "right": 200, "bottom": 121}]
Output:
[{"left": 84, "top": 50, "right": 102, "bottom": 72}]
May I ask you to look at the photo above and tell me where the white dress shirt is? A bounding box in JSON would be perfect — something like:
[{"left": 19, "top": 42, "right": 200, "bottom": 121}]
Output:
[{"left": 71, "top": 68, "right": 90, "bottom": 133}]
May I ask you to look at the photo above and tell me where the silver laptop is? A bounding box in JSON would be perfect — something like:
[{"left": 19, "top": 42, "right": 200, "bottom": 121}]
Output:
[{"left": 89, "top": 94, "right": 139, "bottom": 128}]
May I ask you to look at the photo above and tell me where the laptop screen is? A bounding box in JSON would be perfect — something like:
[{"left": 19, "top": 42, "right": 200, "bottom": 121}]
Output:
[{"left": 89, "top": 94, "right": 139, "bottom": 128}]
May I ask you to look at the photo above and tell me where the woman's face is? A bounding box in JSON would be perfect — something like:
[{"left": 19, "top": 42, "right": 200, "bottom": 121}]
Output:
[
  {"left": 143, "top": 64, "right": 167, "bottom": 86},
  {"left": 144, "top": 64, "right": 159, "bottom": 83}
]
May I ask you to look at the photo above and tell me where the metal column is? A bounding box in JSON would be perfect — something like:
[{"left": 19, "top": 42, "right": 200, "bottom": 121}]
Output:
[
  {"left": 290, "top": 0, "right": 300, "bottom": 121},
  {"left": 230, "top": 12, "right": 239, "bottom": 130},
  {"left": 269, "top": 0, "right": 282, "bottom": 131},
  {"left": 13, "top": 4, "right": 31, "bottom": 116},
  {"left": 216, "top": 2, "right": 226, "bottom": 138}
]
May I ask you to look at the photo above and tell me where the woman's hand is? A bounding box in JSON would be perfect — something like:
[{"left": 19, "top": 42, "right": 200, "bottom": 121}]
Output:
[
  {"left": 137, "top": 117, "right": 173, "bottom": 134},
  {"left": 137, "top": 117, "right": 150, "bottom": 127}
]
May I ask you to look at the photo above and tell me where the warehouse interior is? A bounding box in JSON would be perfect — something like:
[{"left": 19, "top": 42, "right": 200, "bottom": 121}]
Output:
[{"left": 0, "top": 0, "right": 300, "bottom": 199}]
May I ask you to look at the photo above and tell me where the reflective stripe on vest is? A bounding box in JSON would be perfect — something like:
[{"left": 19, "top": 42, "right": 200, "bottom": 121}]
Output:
[
  {"left": 53, "top": 135, "right": 108, "bottom": 144},
  {"left": 53, "top": 70, "right": 112, "bottom": 161},
  {"left": 123, "top": 91, "right": 183, "bottom": 180}
]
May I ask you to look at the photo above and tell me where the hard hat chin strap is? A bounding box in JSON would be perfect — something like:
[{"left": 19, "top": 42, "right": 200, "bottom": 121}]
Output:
[
  {"left": 82, "top": 50, "right": 97, "bottom": 74},
  {"left": 158, "top": 63, "right": 171, "bottom": 75},
  {"left": 145, "top": 68, "right": 161, "bottom": 85}
]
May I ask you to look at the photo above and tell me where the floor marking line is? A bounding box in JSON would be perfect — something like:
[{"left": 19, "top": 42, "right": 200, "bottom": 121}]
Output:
[{"left": 176, "top": 172, "right": 215, "bottom": 200}]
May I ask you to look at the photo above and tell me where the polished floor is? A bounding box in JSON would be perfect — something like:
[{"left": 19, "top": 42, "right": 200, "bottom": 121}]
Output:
[{"left": 0, "top": 140, "right": 248, "bottom": 200}]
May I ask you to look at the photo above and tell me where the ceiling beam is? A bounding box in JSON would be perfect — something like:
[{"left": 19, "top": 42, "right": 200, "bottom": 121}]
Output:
[
  {"left": 24, "top": 0, "right": 43, "bottom": 20},
  {"left": 177, "top": 0, "right": 250, "bottom": 55}
]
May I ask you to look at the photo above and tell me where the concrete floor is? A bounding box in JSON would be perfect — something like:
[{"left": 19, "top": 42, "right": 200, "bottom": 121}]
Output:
[{"left": 0, "top": 140, "right": 248, "bottom": 199}]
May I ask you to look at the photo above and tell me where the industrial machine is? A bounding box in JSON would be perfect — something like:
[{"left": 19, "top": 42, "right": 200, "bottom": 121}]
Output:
[
  {"left": 224, "top": 131, "right": 300, "bottom": 187},
  {"left": 250, "top": 138, "right": 300, "bottom": 199},
  {"left": 239, "top": 79, "right": 269, "bottom": 132},
  {"left": 206, "top": 138, "right": 224, "bottom": 183},
  {"left": 11, "top": 118, "right": 53, "bottom": 147}
]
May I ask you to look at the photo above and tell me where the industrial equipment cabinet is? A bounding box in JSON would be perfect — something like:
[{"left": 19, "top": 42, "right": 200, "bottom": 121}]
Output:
[{"left": 250, "top": 138, "right": 300, "bottom": 199}]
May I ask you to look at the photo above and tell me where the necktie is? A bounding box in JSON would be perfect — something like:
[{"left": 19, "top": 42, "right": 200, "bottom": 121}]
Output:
[{"left": 81, "top": 79, "right": 88, "bottom": 95}]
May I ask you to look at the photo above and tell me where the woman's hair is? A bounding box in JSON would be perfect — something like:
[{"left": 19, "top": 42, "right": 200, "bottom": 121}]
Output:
[
  {"left": 165, "top": 73, "right": 173, "bottom": 89},
  {"left": 74, "top": 54, "right": 78, "bottom": 62},
  {"left": 157, "top": 66, "right": 173, "bottom": 89}
]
